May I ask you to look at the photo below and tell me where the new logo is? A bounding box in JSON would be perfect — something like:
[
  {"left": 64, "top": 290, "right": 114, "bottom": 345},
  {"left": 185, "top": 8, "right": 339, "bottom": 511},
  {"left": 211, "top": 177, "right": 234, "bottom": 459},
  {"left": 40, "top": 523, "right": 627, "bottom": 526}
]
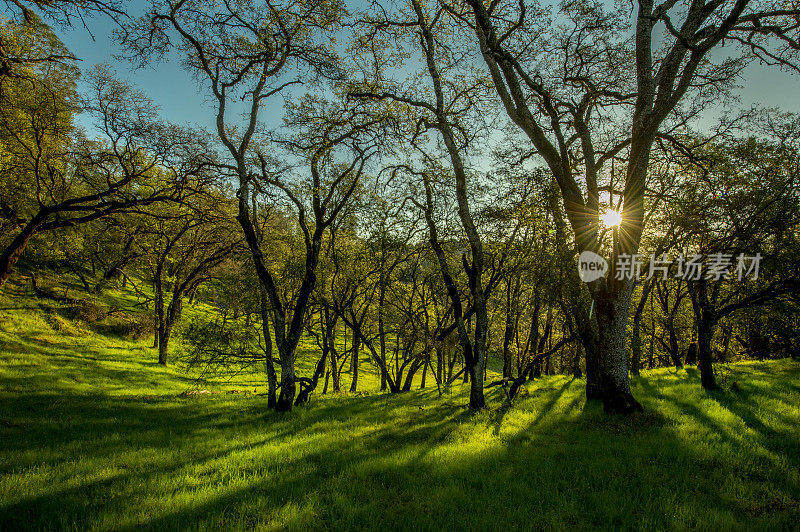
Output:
[{"left": 578, "top": 251, "right": 608, "bottom": 282}]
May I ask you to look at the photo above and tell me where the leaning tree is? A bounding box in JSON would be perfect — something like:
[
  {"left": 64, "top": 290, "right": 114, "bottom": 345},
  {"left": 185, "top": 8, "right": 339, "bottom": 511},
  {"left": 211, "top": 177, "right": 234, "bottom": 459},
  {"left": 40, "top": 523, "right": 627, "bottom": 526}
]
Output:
[{"left": 0, "top": 63, "right": 210, "bottom": 288}]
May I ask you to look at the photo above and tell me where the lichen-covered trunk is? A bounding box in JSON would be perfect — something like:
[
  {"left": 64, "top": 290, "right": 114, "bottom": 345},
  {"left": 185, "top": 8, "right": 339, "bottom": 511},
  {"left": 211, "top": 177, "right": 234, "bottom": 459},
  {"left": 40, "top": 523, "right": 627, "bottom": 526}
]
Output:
[{"left": 595, "top": 283, "right": 642, "bottom": 413}]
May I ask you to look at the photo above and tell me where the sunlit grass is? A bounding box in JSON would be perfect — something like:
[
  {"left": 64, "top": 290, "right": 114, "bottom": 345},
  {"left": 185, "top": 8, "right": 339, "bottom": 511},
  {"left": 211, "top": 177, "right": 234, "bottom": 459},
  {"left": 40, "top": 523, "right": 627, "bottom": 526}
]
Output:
[{"left": 1, "top": 277, "right": 799, "bottom": 529}]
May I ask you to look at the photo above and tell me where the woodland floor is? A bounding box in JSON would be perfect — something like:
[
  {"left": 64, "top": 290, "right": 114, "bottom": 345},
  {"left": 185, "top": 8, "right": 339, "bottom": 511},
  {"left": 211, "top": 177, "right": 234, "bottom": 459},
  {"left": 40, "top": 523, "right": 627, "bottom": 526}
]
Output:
[{"left": 1, "top": 277, "right": 799, "bottom": 530}]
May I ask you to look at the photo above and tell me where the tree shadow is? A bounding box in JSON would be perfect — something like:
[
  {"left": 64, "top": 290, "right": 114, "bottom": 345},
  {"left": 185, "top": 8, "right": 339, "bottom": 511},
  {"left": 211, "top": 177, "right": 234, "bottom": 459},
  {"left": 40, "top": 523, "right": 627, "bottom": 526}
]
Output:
[{"left": 2, "top": 364, "right": 799, "bottom": 529}]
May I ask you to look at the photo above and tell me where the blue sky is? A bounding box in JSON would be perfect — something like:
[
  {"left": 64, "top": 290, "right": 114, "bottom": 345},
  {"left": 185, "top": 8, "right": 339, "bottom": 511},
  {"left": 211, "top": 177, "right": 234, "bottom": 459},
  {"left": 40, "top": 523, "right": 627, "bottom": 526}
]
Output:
[
  {"left": 46, "top": 3, "right": 800, "bottom": 135},
  {"left": 55, "top": 6, "right": 221, "bottom": 131}
]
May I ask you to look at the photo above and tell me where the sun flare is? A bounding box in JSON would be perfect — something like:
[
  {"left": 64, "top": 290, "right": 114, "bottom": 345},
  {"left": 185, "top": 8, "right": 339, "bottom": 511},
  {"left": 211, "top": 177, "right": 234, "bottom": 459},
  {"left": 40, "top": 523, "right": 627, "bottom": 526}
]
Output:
[{"left": 600, "top": 209, "right": 622, "bottom": 228}]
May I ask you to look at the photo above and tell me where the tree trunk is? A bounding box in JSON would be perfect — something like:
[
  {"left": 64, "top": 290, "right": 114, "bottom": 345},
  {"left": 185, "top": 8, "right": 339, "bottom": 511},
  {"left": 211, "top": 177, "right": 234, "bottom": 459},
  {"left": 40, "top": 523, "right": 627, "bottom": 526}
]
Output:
[
  {"left": 0, "top": 215, "right": 43, "bottom": 288},
  {"left": 437, "top": 345, "right": 444, "bottom": 383},
  {"left": 631, "top": 317, "right": 642, "bottom": 376},
  {"left": 648, "top": 294, "right": 656, "bottom": 370},
  {"left": 152, "top": 314, "right": 160, "bottom": 349},
  {"left": 524, "top": 297, "right": 540, "bottom": 376},
  {"left": 276, "top": 348, "right": 296, "bottom": 411},
  {"left": 260, "top": 290, "right": 277, "bottom": 408},
  {"left": 158, "top": 330, "right": 170, "bottom": 365},
  {"left": 689, "top": 279, "right": 718, "bottom": 390},
  {"left": 378, "top": 282, "right": 388, "bottom": 391},
  {"left": 157, "top": 291, "right": 184, "bottom": 366},
  {"left": 595, "top": 284, "right": 643, "bottom": 413},
  {"left": 327, "top": 311, "right": 340, "bottom": 393},
  {"left": 665, "top": 301, "right": 683, "bottom": 368},
  {"left": 155, "top": 277, "right": 166, "bottom": 364},
  {"left": 630, "top": 279, "right": 653, "bottom": 376},
  {"left": 583, "top": 325, "right": 603, "bottom": 399},
  {"left": 573, "top": 341, "right": 583, "bottom": 378},
  {"left": 685, "top": 341, "right": 697, "bottom": 365},
  {"left": 328, "top": 338, "right": 342, "bottom": 393},
  {"left": 420, "top": 352, "right": 428, "bottom": 389},
  {"left": 668, "top": 321, "right": 683, "bottom": 369},
  {"left": 349, "top": 327, "right": 359, "bottom": 393},
  {"left": 294, "top": 350, "right": 327, "bottom": 406},
  {"left": 402, "top": 358, "right": 423, "bottom": 391},
  {"left": 697, "top": 317, "right": 717, "bottom": 390},
  {"left": 341, "top": 309, "right": 401, "bottom": 392},
  {"left": 534, "top": 306, "right": 554, "bottom": 378},
  {"left": 502, "top": 279, "right": 515, "bottom": 378},
  {"left": 571, "top": 300, "right": 603, "bottom": 399}
]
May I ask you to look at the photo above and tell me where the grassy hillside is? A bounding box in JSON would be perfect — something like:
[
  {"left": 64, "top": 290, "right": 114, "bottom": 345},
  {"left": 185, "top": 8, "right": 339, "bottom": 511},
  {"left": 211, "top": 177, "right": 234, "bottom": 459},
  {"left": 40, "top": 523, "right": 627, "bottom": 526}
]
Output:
[
  {"left": 1, "top": 277, "right": 799, "bottom": 530},
  {"left": 0, "top": 272, "right": 391, "bottom": 394}
]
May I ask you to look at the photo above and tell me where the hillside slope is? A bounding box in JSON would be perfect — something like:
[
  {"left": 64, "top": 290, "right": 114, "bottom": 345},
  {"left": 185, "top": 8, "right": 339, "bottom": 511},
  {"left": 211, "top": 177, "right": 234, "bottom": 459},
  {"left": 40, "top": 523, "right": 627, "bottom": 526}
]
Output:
[{"left": 1, "top": 277, "right": 799, "bottom": 530}]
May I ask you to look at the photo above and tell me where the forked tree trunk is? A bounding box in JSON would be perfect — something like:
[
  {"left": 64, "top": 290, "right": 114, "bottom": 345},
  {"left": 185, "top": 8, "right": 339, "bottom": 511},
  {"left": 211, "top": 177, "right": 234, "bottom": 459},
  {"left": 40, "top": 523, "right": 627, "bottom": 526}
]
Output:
[
  {"left": 294, "top": 350, "right": 327, "bottom": 406},
  {"left": 402, "top": 358, "right": 423, "bottom": 391}
]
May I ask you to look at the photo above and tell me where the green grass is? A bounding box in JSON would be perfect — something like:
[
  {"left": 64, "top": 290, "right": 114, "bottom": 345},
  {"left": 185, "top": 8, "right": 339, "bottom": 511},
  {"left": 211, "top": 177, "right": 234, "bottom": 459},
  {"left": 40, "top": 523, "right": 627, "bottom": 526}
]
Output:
[{"left": 1, "top": 279, "right": 799, "bottom": 530}]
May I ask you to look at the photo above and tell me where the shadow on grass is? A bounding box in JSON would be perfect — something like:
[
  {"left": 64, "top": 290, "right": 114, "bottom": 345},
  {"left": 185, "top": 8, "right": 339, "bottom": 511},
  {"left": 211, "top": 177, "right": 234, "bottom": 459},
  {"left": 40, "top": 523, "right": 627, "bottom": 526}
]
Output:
[{"left": 2, "top": 363, "right": 799, "bottom": 529}]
